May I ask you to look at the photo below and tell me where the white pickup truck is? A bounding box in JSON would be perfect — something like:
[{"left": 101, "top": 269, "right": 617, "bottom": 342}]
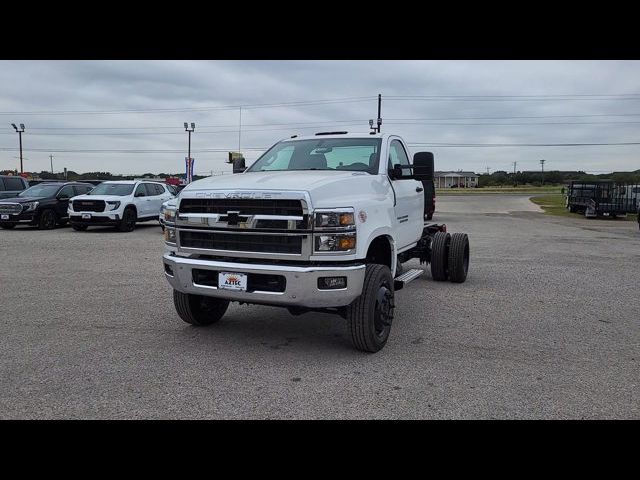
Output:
[{"left": 162, "top": 132, "right": 470, "bottom": 352}]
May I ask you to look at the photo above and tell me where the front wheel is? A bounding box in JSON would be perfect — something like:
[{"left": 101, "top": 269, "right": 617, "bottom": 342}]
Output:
[
  {"left": 116, "top": 207, "right": 137, "bottom": 232},
  {"left": 173, "top": 290, "right": 230, "bottom": 326},
  {"left": 38, "top": 209, "right": 57, "bottom": 230},
  {"left": 346, "top": 264, "right": 395, "bottom": 353},
  {"left": 72, "top": 224, "right": 88, "bottom": 231},
  {"left": 1, "top": 224, "right": 16, "bottom": 230}
]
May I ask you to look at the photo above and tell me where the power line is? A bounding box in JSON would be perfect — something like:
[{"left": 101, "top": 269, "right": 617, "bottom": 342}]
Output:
[{"left": 0, "top": 96, "right": 377, "bottom": 116}]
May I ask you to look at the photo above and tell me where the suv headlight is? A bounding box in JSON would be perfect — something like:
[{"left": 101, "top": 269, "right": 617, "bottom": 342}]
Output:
[
  {"left": 106, "top": 201, "right": 121, "bottom": 211},
  {"left": 21, "top": 201, "right": 39, "bottom": 212}
]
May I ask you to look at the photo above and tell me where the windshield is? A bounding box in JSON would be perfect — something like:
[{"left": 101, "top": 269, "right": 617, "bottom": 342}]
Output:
[
  {"left": 18, "top": 184, "right": 60, "bottom": 198},
  {"left": 88, "top": 183, "right": 134, "bottom": 196},
  {"left": 246, "top": 138, "right": 382, "bottom": 174}
]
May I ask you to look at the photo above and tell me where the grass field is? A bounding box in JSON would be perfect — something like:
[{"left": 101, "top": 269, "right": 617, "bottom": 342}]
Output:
[
  {"left": 530, "top": 194, "right": 639, "bottom": 222},
  {"left": 437, "top": 186, "right": 562, "bottom": 195}
]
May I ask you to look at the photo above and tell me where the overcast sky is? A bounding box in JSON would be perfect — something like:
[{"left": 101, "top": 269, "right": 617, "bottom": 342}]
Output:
[{"left": 1, "top": 60, "right": 639, "bottom": 176}]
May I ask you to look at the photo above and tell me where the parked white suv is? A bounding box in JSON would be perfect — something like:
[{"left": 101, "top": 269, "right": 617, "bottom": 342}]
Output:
[{"left": 69, "top": 180, "right": 174, "bottom": 232}]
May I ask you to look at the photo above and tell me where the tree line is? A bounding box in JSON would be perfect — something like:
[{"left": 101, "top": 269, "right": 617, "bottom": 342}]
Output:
[{"left": 479, "top": 170, "right": 640, "bottom": 187}]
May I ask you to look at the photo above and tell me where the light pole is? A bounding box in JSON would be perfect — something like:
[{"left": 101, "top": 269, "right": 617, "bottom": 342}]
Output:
[
  {"left": 540, "top": 159, "right": 546, "bottom": 186},
  {"left": 184, "top": 122, "right": 195, "bottom": 161},
  {"left": 11, "top": 123, "right": 25, "bottom": 174}
]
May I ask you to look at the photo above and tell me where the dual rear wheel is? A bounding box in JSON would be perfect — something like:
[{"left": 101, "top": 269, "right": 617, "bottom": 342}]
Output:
[{"left": 430, "top": 232, "right": 469, "bottom": 283}]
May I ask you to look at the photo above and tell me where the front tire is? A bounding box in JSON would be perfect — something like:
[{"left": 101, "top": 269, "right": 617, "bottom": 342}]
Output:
[
  {"left": 72, "top": 224, "right": 88, "bottom": 231},
  {"left": 38, "top": 209, "right": 57, "bottom": 230},
  {"left": 116, "top": 207, "right": 137, "bottom": 232},
  {"left": 173, "top": 290, "right": 230, "bottom": 326},
  {"left": 1, "top": 224, "right": 16, "bottom": 230},
  {"left": 448, "top": 233, "right": 470, "bottom": 283},
  {"left": 430, "top": 232, "right": 450, "bottom": 281},
  {"left": 347, "top": 264, "right": 395, "bottom": 353}
]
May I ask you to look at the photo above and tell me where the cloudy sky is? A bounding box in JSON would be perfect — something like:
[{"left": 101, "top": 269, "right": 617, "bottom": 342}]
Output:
[{"left": 1, "top": 60, "right": 639, "bottom": 176}]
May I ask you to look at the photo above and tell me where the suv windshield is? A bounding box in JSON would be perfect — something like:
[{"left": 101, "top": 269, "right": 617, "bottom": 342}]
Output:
[
  {"left": 18, "top": 184, "right": 60, "bottom": 198},
  {"left": 246, "top": 138, "right": 382, "bottom": 174},
  {"left": 88, "top": 183, "right": 134, "bottom": 196}
]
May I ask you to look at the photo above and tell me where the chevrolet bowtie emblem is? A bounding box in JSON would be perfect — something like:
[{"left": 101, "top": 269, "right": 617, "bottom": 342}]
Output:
[{"left": 226, "top": 211, "right": 240, "bottom": 226}]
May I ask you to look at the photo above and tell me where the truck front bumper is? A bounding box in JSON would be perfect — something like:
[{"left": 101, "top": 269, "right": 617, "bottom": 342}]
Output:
[{"left": 163, "top": 253, "right": 365, "bottom": 308}]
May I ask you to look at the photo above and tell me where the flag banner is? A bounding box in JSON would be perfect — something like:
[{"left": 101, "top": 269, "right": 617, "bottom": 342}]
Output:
[{"left": 185, "top": 157, "right": 195, "bottom": 184}]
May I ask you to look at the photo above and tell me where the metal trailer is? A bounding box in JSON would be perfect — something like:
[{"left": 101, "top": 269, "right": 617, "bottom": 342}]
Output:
[{"left": 566, "top": 180, "right": 640, "bottom": 218}]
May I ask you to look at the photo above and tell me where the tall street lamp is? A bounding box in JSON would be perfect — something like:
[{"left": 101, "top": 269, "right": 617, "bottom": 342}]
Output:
[
  {"left": 11, "top": 123, "right": 25, "bottom": 174},
  {"left": 184, "top": 122, "right": 195, "bottom": 161}
]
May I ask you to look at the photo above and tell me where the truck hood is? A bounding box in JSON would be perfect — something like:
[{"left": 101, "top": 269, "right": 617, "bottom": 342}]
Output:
[{"left": 182, "top": 171, "right": 386, "bottom": 208}]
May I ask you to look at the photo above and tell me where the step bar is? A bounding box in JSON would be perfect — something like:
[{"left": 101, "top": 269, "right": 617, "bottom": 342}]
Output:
[{"left": 394, "top": 268, "right": 424, "bottom": 290}]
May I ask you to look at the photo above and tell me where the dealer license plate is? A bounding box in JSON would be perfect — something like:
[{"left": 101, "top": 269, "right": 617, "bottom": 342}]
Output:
[{"left": 218, "top": 272, "right": 248, "bottom": 291}]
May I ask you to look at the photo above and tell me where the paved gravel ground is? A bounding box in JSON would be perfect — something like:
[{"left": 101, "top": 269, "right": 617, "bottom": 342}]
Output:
[{"left": 0, "top": 195, "right": 638, "bottom": 419}]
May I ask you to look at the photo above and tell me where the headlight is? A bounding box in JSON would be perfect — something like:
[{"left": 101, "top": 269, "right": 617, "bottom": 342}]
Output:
[
  {"left": 314, "top": 209, "right": 355, "bottom": 229},
  {"left": 21, "top": 201, "right": 39, "bottom": 212},
  {"left": 163, "top": 206, "right": 177, "bottom": 223},
  {"left": 68, "top": 200, "right": 74, "bottom": 211},
  {"left": 106, "top": 201, "right": 121, "bottom": 211},
  {"left": 164, "top": 227, "right": 176, "bottom": 244},
  {"left": 315, "top": 233, "right": 356, "bottom": 252}
]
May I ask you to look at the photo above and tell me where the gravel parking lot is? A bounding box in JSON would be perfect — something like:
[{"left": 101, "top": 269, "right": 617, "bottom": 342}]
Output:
[{"left": 1, "top": 195, "right": 638, "bottom": 419}]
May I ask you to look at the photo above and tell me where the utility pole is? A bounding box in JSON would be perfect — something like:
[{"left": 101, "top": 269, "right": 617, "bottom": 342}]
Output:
[
  {"left": 540, "top": 159, "right": 546, "bottom": 186},
  {"left": 49, "top": 154, "right": 54, "bottom": 174},
  {"left": 486, "top": 166, "right": 491, "bottom": 175},
  {"left": 377, "top": 94, "right": 382, "bottom": 133},
  {"left": 11, "top": 123, "right": 25, "bottom": 174},
  {"left": 512, "top": 161, "right": 517, "bottom": 186}
]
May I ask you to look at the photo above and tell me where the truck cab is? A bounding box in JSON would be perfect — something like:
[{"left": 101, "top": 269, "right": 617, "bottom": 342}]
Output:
[{"left": 162, "top": 132, "right": 469, "bottom": 352}]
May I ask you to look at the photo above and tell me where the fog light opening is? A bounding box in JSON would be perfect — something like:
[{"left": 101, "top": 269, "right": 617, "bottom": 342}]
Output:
[
  {"left": 164, "top": 263, "right": 174, "bottom": 276},
  {"left": 318, "top": 276, "right": 347, "bottom": 290}
]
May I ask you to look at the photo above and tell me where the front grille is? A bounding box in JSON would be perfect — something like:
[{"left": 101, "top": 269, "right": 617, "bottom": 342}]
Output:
[
  {"left": 0, "top": 203, "right": 22, "bottom": 214},
  {"left": 180, "top": 230, "right": 303, "bottom": 254},
  {"left": 74, "top": 200, "right": 105, "bottom": 212},
  {"left": 180, "top": 198, "right": 303, "bottom": 216}
]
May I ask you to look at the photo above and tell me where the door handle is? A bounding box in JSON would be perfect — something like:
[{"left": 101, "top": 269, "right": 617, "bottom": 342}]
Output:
[{"left": 416, "top": 186, "right": 424, "bottom": 193}]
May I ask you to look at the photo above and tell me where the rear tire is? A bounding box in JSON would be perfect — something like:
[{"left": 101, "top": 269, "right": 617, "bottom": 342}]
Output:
[
  {"left": 1, "top": 224, "right": 16, "bottom": 230},
  {"left": 72, "top": 224, "right": 88, "bottom": 231},
  {"left": 448, "top": 233, "right": 470, "bottom": 283},
  {"left": 347, "top": 264, "right": 395, "bottom": 353},
  {"left": 430, "top": 232, "right": 450, "bottom": 281},
  {"left": 173, "top": 290, "right": 230, "bottom": 326},
  {"left": 116, "top": 207, "right": 137, "bottom": 232},
  {"left": 38, "top": 209, "right": 57, "bottom": 230}
]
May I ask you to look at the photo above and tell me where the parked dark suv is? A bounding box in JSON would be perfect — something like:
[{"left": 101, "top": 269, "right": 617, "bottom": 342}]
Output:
[
  {"left": 0, "top": 182, "right": 93, "bottom": 230},
  {"left": 0, "top": 175, "right": 29, "bottom": 199}
]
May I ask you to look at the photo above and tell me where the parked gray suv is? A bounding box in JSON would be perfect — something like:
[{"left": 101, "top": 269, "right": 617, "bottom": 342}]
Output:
[{"left": 0, "top": 175, "right": 29, "bottom": 199}]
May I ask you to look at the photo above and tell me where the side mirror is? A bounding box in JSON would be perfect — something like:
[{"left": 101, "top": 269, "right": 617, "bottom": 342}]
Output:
[
  {"left": 58, "top": 195, "right": 69, "bottom": 200},
  {"left": 232, "top": 157, "right": 246, "bottom": 174},
  {"left": 413, "top": 152, "right": 434, "bottom": 182},
  {"left": 135, "top": 192, "right": 145, "bottom": 197},
  {"left": 387, "top": 163, "right": 404, "bottom": 180}
]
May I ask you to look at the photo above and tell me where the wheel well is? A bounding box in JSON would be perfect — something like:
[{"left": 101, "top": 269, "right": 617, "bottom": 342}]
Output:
[
  {"left": 366, "top": 236, "right": 392, "bottom": 269},
  {"left": 124, "top": 204, "right": 137, "bottom": 215}
]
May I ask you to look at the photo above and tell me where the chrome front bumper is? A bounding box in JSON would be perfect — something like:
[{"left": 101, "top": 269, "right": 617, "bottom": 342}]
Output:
[{"left": 163, "top": 253, "right": 366, "bottom": 308}]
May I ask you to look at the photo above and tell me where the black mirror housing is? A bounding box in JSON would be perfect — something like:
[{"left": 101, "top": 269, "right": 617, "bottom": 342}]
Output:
[{"left": 413, "top": 152, "right": 434, "bottom": 182}]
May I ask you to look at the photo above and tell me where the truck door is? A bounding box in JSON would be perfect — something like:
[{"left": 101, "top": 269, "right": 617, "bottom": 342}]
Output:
[{"left": 388, "top": 138, "right": 424, "bottom": 249}]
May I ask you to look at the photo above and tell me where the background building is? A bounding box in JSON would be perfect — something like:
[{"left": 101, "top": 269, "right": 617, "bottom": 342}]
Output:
[{"left": 435, "top": 171, "right": 479, "bottom": 188}]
